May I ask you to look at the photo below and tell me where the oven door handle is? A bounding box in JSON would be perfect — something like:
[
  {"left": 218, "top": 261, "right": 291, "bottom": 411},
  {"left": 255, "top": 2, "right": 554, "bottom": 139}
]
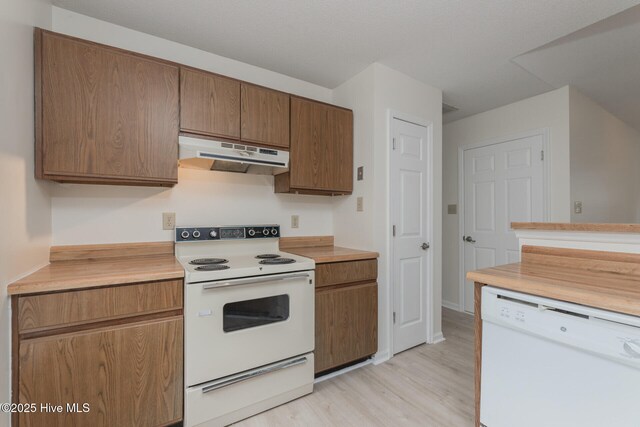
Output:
[
  {"left": 201, "top": 356, "right": 309, "bottom": 393},
  {"left": 202, "top": 272, "right": 310, "bottom": 289}
]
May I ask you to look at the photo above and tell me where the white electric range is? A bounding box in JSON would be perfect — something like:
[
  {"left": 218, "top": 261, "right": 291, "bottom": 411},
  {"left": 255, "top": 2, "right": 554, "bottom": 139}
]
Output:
[{"left": 176, "top": 224, "right": 315, "bottom": 427}]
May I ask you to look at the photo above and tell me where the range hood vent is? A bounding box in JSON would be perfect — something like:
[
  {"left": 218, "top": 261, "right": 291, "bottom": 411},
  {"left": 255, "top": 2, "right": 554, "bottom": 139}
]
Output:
[{"left": 179, "top": 136, "right": 289, "bottom": 175}]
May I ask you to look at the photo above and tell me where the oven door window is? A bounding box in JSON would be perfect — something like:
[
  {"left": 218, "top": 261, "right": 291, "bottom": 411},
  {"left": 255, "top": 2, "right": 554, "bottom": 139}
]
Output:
[{"left": 223, "top": 294, "right": 290, "bottom": 332}]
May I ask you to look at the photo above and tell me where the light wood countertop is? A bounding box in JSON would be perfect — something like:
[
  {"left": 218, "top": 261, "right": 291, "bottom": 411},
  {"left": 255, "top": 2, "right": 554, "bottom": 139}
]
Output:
[
  {"left": 511, "top": 222, "right": 640, "bottom": 233},
  {"left": 467, "top": 246, "right": 640, "bottom": 317},
  {"left": 280, "top": 235, "right": 378, "bottom": 264},
  {"left": 283, "top": 245, "right": 379, "bottom": 264},
  {"left": 8, "top": 242, "right": 184, "bottom": 295}
]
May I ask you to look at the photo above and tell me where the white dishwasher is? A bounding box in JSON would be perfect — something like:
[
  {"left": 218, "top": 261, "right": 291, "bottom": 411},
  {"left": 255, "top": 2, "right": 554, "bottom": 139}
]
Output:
[{"left": 481, "top": 286, "right": 640, "bottom": 427}]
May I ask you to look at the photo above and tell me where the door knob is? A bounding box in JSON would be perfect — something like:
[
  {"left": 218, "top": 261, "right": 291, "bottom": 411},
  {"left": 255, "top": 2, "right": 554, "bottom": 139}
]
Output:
[
  {"left": 421, "top": 242, "right": 430, "bottom": 250},
  {"left": 464, "top": 235, "right": 476, "bottom": 243}
]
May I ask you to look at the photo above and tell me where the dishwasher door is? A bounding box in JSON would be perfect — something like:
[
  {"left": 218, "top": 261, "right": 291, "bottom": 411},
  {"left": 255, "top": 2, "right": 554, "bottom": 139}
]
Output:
[{"left": 480, "top": 286, "right": 640, "bottom": 427}]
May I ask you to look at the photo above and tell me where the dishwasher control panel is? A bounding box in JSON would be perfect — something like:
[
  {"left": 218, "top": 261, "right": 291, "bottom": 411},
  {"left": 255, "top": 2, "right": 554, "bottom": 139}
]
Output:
[{"left": 481, "top": 286, "right": 640, "bottom": 368}]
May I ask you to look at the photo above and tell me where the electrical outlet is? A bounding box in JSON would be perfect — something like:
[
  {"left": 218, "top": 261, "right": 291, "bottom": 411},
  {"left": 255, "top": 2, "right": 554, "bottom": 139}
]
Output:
[
  {"left": 291, "top": 215, "right": 299, "bottom": 229},
  {"left": 357, "top": 197, "right": 364, "bottom": 212},
  {"left": 574, "top": 201, "right": 583, "bottom": 214},
  {"left": 162, "top": 212, "right": 176, "bottom": 230}
]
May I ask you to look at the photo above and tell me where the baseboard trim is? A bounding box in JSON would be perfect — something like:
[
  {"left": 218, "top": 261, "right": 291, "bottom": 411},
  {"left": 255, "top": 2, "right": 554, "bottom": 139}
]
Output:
[
  {"left": 372, "top": 350, "right": 390, "bottom": 365},
  {"left": 314, "top": 359, "right": 373, "bottom": 384},
  {"left": 442, "top": 299, "right": 461, "bottom": 311},
  {"left": 431, "top": 331, "right": 446, "bottom": 344}
]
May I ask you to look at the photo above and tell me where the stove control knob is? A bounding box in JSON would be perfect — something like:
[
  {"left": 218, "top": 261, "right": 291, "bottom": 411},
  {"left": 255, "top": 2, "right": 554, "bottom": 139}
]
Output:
[
  {"left": 192, "top": 230, "right": 201, "bottom": 238},
  {"left": 209, "top": 230, "right": 218, "bottom": 238},
  {"left": 263, "top": 228, "right": 269, "bottom": 235},
  {"left": 271, "top": 228, "right": 278, "bottom": 236},
  {"left": 248, "top": 229, "right": 256, "bottom": 237},
  {"left": 180, "top": 230, "right": 190, "bottom": 239}
]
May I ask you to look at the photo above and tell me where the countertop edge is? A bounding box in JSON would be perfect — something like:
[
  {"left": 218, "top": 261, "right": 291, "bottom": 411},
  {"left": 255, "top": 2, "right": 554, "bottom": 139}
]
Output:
[
  {"left": 283, "top": 245, "right": 379, "bottom": 264},
  {"left": 511, "top": 222, "right": 640, "bottom": 233},
  {"left": 7, "top": 271, "right": 185, "bottom": 296},
  {"left": 466, "top": 267, "right": 640, "bottom": 317}
]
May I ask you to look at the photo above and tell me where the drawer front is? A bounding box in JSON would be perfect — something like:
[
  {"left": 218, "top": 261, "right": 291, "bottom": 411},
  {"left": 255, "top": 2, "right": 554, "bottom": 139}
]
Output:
[
  {"left": 185, "top": 353, "right": 313, "bottom": 427},
  {"left": 315, "top": 259, "right": 377, "bottom": 288},
  {"left": 18, "top": 280, "right": 183, "bottom": 333},
  {"left": 19, "top": 317, "right": 183, "bottom": 427},
  {"left": 315, "top": 282, "right": 378, "bottom": 373}
]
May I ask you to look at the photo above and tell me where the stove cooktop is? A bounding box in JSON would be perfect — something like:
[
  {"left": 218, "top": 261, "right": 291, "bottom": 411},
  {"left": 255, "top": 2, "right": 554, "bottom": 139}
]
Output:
[
  {"left": 189, "top": 258, "right": 228, "bottom": 265},
  {"left": 174, "top": 224, "right": 314, "bottom": 283},
  {"left": 177, "top": 252, "right": 314, "bottom": 283},
  {"left": 259, "top": 258, "right": 296, "bottom": 265}
]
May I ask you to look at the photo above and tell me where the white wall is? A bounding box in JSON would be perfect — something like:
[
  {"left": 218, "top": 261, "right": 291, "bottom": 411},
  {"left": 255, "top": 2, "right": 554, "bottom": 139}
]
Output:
[
  {"left": 442, "top": 86, "right": 571, "bottom": 309},
  {"left": 569, "top": 87, "right": 640, "bottom": 223},
  {"left": 333, "top": 63, "right": 443, "bottom": 359},
  {"left": 332, "top": 66, "right": 376, "bottom": 250},
  {"left": 50, "top": 8, "right": 335, "bottom": 244},
  {"left": 0, "top": 0, "right": 52, "bottom": 423}
]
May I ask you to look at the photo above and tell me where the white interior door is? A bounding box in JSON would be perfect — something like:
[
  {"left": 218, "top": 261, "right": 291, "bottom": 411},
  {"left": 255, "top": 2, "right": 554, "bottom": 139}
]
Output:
[
  {"left": 462, "top": 134, "right": 544, "bottom": 313},
  {"left": 391, "top": 117, "right": 431, "bottom": 354}
]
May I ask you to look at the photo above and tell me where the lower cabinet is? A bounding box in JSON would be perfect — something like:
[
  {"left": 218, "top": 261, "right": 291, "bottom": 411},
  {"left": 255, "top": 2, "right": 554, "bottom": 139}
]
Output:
[
  {"left": 314, "top": 259, "right": 378, "bottom": 375},
  {"left": 12, "top": 280, "right": 183, "bottom": 427}
]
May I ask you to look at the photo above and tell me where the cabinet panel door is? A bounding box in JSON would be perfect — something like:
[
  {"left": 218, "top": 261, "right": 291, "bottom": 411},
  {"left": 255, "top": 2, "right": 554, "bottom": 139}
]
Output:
[
  {"left": 315, "top": 282, "right": 377, "bottom": 373},
  {"left": 290, "top": 97, "right": 353, "bottom": 192},
  {"left": 180, "top": 67, "right": 240, "bottom": 139},
  {"left": 41, "top": 31, "right": 179, "bottom": 183},
  {"left": 241, "top": 84, "right": 289, "bottom": 148},
  {"left": 18, "top": 317, "right": 183, "bottom": 427}
]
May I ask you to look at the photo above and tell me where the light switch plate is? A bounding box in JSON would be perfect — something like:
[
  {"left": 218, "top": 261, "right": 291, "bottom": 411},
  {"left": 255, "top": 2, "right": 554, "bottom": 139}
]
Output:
[
  {"left": 162, "top": 212, "right": 176, "bottom": 230},
  {"left": 291, "top": 215, "right": 299, "bottom": 228},
  {"left": 448, "top": 204, "right": 457, "bottom": 214},
  {"left": 357, "top": 166, "right": 364, "bottom": 181},
  {"left": 357, "top": 197, "right": 364, "bottom": 212},
  {"left": 574, "top": 201, "right": 583, "bottom": 214}
]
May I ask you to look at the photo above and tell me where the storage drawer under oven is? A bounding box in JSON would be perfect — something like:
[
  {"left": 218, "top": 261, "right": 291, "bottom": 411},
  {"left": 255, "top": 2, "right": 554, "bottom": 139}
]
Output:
[
  {"left": 185, "top": 271, "right": 315, "bottom": 386},
  {"left": 185, "top": 353, "right": 314, "bottom": 427}
]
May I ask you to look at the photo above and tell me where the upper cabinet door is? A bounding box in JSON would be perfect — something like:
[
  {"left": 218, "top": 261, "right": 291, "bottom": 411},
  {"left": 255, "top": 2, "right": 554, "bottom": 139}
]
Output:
[
  {"left": 180, "top": 67, "right": 240, "bottom": 139},
  {"left": 240, "top": 84, "right": 290, "bottom": 148},
  {"left": 38, "top": 30, "right": 179, "bottom": 186},
  {"left": 288, "top": 97, "right": 353, "bottom": 193}
]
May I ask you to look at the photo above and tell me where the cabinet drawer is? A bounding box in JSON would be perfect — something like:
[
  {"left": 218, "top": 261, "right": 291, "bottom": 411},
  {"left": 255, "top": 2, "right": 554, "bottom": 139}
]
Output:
[
  {"left": 18, "top": 317, "right": 183, "bottom": 427},
  {"left": 315, "top": 282, "right": 378, "bottom": 373},
  {"left": 315, "top": 259, "right": 377, "bottom": 288},
  {"left": 18, "top": 280, "right": 183, "bottom": 333}
]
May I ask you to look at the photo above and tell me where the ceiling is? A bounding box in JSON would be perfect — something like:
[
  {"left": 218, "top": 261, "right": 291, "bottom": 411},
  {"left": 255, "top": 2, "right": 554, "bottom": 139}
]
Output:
[
  {"left": 52, "top": 0, "right": 640, "bottom": 124},
  {"left": 514, "top": 4, "right": 640, "bottom": 131}
]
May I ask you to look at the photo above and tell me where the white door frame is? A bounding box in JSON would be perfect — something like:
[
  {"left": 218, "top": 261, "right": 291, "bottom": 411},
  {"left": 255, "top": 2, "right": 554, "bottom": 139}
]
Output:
[
  {"left": 457, "top": 128, "right": 550, "bottom": 313},
  {"left": 388, "top": 109, "right": 436, "bottom": 354}
]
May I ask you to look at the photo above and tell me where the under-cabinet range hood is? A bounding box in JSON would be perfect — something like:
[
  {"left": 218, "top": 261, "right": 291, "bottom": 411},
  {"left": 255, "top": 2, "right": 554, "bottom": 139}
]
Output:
[{"left": 178, "top": 135, "right": 289, "bottom": 175}]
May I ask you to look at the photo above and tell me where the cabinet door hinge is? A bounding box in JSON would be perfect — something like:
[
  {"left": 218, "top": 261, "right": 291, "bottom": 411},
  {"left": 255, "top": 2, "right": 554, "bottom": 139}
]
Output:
[
  {"left": 541, "top": 150, "right": 544, "bottom": 161},
  {"left": 393, "top": 311, "right": 396, "bottom": 324},
  {"left": 392, "top": 225, "right": 396, "bottom": 237},
  {"left": 392, "top": 138, "right": 396, "bottom": 150}
]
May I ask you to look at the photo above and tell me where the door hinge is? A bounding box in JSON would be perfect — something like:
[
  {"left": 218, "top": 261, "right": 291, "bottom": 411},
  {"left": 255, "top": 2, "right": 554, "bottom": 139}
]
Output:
[
  {"left": 392, "top": 225, "right": 396, "bottom": 237},
  {"left": 392, "top": 138, "right": 396, "bottom": 150},
  {"left": 541, "top": 150, "right": 544, "bottom": 161},
  {"left": 393, "top": 311, "right": 396, "bottom": 324}
]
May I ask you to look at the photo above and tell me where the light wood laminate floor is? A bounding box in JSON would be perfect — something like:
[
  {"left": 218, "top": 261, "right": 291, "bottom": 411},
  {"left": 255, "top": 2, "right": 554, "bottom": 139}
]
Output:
[{"left": 235, "top": 308, "right": 474, "bottom": 427}]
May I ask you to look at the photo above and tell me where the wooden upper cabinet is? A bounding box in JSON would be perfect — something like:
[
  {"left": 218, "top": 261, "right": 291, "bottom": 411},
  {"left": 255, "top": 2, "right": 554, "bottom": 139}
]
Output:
[
  {"left": 241, "top": 84, "right": 290, "bottom": 148},
  {"left": 36, "top": 29, "right": 179, "bottom": 186},
  {"left": 275, "top": 97, "right": 353, "bottom": 195},
  {"left": 180, "top": 67, "right": 240, "bottom": 139}
]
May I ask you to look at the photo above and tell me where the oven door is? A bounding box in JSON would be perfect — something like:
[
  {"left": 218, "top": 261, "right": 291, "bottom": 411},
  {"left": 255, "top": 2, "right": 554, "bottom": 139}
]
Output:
[{"left": 185, "top": 271, "right": 314, "bottom": 386}]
